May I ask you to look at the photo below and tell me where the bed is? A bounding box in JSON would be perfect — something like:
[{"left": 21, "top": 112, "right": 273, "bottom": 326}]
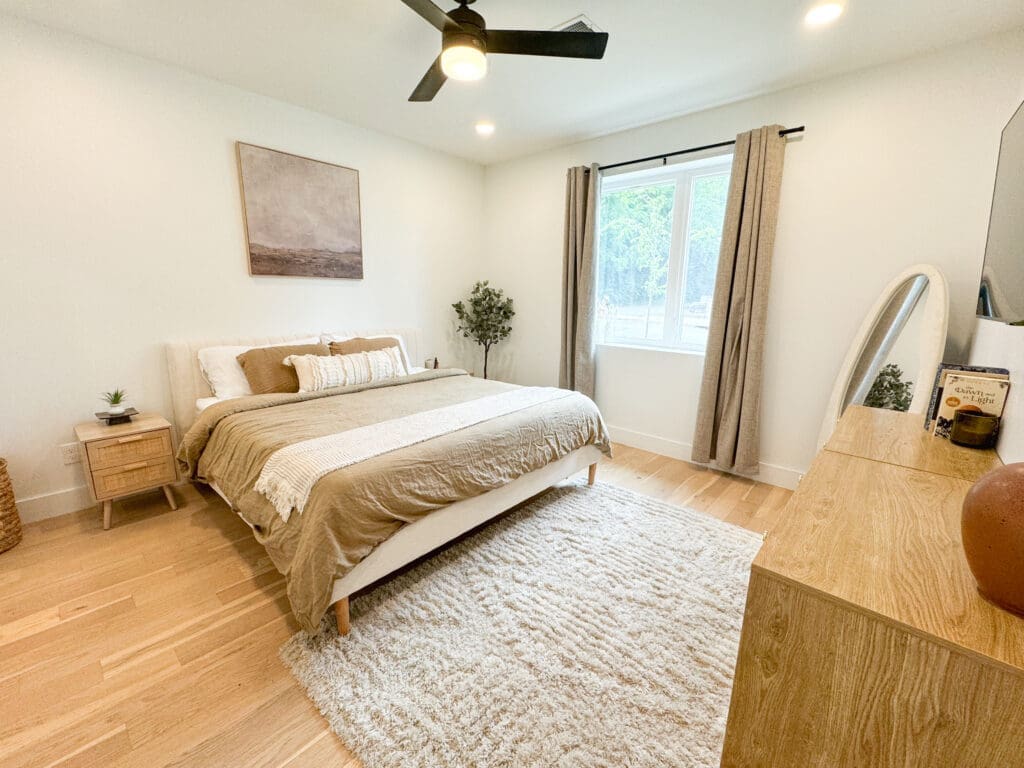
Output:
[{"left": 165, "top": 329, "right": 610, "bottom": 635}]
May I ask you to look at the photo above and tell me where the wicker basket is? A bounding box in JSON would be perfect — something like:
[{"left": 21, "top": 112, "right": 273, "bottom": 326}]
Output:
[{"left": 0, "top": 458, "right": 23, "bottom": 554}]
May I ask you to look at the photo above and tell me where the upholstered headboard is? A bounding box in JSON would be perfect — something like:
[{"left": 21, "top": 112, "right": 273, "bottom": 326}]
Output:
[{"left": 164, "top": 327, "right": 422, "bottom": 434}]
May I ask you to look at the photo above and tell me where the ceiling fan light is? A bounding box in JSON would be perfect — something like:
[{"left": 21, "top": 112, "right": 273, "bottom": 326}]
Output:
[{"left": 441, "top": 44, "right": 487, "bottom": 81}]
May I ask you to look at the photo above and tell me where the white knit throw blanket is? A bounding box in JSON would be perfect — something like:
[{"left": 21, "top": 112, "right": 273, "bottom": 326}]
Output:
[{"left": 255, "top": 387, "right": 577, "bottom": 522}]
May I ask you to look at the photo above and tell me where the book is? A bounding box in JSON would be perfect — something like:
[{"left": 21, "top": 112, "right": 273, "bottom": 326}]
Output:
[
  {"left": 924, "top": 364, "right": 1010, "bottom": 430},
  {"left": 932, "top": 374, "right": 1011, "bottom": 439}
]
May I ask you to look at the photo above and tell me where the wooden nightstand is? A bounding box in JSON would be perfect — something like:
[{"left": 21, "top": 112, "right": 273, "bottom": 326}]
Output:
[{"left": 74, "top": 413, "right": 179, "bottom": 530}]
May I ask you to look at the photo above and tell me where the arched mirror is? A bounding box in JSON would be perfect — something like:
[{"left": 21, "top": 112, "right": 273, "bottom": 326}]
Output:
[{"left": 818, "top": 264, "right": 950, "bottom": 448}]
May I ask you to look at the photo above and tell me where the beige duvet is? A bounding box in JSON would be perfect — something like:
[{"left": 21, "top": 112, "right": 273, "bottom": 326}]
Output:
[{"left": 178, "top": 370, "right": 610, "bottom": 631}]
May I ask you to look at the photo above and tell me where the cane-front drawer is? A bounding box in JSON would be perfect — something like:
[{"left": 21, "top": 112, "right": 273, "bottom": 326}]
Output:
[
  {"left": 86, "top": 428, "right": 173, "bottom": 471},
  {"left": 91, "top": 456, "right": 177, "bottom": 500}
]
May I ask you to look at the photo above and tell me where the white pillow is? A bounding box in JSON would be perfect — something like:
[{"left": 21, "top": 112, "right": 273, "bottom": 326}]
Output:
[
  {"left": 320, "top": 333, "right": 412, "bottom": 370},
  {"left": 286, "top": 347, "right": 408, "bottom": 393},
  {"left": 197, "top": 337, "right": 319, "bottom": 398},
  {"left": 195, "top": 396, "right": 226, "bottom": 415}
]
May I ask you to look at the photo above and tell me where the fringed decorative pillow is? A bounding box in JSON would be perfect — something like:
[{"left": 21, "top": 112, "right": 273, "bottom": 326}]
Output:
[{"left": 285, "top": 347, "right": 408, "bottom": 393}]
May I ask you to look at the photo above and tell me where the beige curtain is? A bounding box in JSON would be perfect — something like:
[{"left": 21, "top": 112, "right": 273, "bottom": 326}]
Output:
[
  {"left": 559, "top": 164, "right": 600, "bottom": 398},
  {"left": 692, "top": 126, "right": 787, "bottom": 474}
]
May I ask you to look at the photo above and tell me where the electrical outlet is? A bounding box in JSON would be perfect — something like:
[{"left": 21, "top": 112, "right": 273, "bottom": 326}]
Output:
[{"left": 59, "top": 443, "right": 81, "bottom": 465}]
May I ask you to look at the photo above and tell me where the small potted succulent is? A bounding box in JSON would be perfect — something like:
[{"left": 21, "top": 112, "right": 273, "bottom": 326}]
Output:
[{"left": 102, "top": 388, "right": 128, "bottom": 415}]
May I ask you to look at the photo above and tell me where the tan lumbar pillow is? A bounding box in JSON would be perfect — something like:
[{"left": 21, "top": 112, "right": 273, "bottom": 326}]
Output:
[
  {"left": 286, "top": 347, "right": 408, "bottom": 393},
  {"left": 236, "top": 343, "right": 329, "bottom": 394}
]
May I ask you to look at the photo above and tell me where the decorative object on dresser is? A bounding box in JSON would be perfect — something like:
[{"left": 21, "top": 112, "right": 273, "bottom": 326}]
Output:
[
  {"left": 74, "top": 413, "right": 179, "bottom": 530},
  {"left": 722, "top": 405, "right": 1022, "bottom": 766},
  {"left": 950, "top": 410, "right": 1001, "bottom": 448},
  {"left": 0, "top": 458, "right": 23, "bottom": 554},
  {"left": 962, "top": 462, "right": 1024, "bottom": 615},
  {"left": 818, "top": 264, "right": 949, "bottom": 448},
  {"left": 932, "top": 373, "right": 1010, "bottom": 439},
  {"left": 452, "top": 280, "right": 514, "bottom": 379},
  {"left": 924, "top": 363, "right": 1010, "bottom": 431},
  {"left": 236, "top": 142, "right": 363, "bottom": 279}
]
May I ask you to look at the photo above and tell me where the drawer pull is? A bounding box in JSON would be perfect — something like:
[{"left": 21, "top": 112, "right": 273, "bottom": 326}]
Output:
[
  {"left": 120, "top": 461, "right": 149, "bottom": 472},
  {"left": 117, "top": 434, "right": 150, "bottom": 444}
]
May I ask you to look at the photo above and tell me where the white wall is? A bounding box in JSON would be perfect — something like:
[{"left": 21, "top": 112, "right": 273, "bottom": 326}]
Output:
[
  {"left": 970, "top": 320, "right": 1024, "bottom": 465},
  {"left": 481, "top": 28, "right": 1024, "bottom": 487},
  {"left": 5, "top": 16, "right": 1023, "bottom": 523},
  {"left": 0, "top": 17, "right": 485, "bottom": 521}
]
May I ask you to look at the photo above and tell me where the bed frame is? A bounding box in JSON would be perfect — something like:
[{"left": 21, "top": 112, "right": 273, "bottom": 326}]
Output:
[{"left": 165, "top": 329, "right": 600, "bottom": 635}]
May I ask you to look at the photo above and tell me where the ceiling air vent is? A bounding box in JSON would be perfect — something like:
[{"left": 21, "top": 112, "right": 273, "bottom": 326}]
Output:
[{"left": 553, "top": 14, "right": 602, "bottom": 33}]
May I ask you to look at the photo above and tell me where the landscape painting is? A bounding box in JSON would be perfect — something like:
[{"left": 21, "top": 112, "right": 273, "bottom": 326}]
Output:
[{"left": 236, "top": 142, "right": 363, "bottom": 279}]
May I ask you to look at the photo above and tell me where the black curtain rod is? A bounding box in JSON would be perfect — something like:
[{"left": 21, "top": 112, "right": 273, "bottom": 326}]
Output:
[{"left": 596, "top": 125, "right": 805, "bottom": 172}]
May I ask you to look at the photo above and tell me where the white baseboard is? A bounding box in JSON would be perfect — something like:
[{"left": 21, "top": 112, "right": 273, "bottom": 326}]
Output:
[
  {"left": 13, "top": 429, "right": 803, "bottom": 525},
  {"left": 607, "top": 424, "right": 802, "bottom": 491},
  {"left": 15, "top": 485, "right": 94, "bottom": 524},
  {"left": 607, "top": 425, "right": 694, "bottom": 462}
]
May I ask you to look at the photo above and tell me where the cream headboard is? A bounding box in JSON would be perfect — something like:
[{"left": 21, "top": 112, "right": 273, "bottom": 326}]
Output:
[{"left": 164, "top": 327, "right": 422, "bottom": 434}]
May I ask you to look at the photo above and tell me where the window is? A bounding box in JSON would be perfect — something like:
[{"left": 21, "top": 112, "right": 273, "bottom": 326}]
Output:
[{"left": 596, "top": 153, "right": 733, "bottom": 353}]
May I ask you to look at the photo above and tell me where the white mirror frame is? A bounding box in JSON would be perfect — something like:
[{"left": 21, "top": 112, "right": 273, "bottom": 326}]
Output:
[{"left": 817, "top": 264, "right": 950, "bottom": 449}]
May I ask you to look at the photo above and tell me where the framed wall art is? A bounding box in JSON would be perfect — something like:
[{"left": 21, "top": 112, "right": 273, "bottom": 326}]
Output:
[{"left": 236, "top": 142, "right": 363, "bottom": 279}]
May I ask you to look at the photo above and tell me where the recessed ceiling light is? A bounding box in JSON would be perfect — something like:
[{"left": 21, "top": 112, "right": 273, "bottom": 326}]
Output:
[
  {"left": 475, "top": 121, "right": 496, "bottom": 138},
  {"left": 805, "top": 3, "right": 843, "bottom": 26}
]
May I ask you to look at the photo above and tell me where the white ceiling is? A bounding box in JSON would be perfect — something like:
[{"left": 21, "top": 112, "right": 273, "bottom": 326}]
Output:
[{"left": 5, "top": 1, "right": 1024, "bottom": 164}]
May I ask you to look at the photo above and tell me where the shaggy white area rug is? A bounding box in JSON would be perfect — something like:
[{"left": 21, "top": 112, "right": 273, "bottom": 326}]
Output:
[{"left": 280, "top": 481, "right": 761, "bottom": 768}]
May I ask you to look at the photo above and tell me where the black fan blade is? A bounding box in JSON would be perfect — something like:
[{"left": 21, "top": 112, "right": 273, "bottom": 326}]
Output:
[
  {"left": 486, "top": 30, "right": 609, "bottom": 59},
  {"left": 409, "top": 57, "right": 447, "bottom": 101},
  {"left": 399, "top": 0, "right": 460, "bottom": 32}
]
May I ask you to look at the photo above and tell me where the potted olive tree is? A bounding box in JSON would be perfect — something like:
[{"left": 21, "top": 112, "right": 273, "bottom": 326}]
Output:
[{"left": 452, "top": 281, "right": 514, "bottom": 379}]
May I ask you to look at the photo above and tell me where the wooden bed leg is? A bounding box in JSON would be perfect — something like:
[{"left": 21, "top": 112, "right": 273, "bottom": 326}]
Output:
[
  {"left": 588, "top": 463, "right": 598, "bottom": 486},
  {"left": 333, "top": 597, "right": 350, "bottom": 636}
]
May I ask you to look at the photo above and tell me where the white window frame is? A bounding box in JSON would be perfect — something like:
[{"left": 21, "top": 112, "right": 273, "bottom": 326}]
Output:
[{"left": 597, "top": 152, "right": 733, "bottom": 354}]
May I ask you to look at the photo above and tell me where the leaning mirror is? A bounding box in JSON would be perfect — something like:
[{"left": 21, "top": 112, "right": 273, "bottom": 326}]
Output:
[
  {"left": 978, "top": 99, "right": 1024, "bottom": 324},
  {"left": 818, "top": 264, "right": 950, "bottom": 448}
]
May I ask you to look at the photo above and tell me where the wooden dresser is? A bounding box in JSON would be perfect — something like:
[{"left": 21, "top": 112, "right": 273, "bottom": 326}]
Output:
[
  {"left": 74, "top": 413, "right": 179, "bottom": 530},
  {"left": 721, "top": 406, "right": 1024, "bottom": 766}
]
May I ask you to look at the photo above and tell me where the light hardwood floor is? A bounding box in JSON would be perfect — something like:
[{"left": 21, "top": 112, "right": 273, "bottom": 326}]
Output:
[{"left": 0, "top": 445, "right": 792, "bottom": 767}]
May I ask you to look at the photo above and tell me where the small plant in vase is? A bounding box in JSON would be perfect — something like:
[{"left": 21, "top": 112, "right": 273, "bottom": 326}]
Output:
[
  {"left": 102, "top": 388, "right": 128, "bottom": 415},
  {"left": 452, "top": 281, "right": 515, "bottom": 379}
]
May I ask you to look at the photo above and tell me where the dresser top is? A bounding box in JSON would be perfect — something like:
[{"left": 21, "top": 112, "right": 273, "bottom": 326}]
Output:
[
  {"left": 825, "top": 404, "right": 1003, "bottom": 480},
  {"left": 756, "top": 406, "right": 1023, "bottom": 673}
]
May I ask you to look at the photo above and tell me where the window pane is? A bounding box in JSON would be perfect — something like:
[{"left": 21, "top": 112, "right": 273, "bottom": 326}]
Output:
[
  {"left": 679, "top": 172, "right": 729, "bottom": 349},
  {"left": 597, "top": 182, "right": 676, "bottom": 345}
]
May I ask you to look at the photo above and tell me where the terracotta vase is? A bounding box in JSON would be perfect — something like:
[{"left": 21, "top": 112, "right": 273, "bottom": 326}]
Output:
[{"left": 962, "top": 462, "right": 1024, "bottom": 615}]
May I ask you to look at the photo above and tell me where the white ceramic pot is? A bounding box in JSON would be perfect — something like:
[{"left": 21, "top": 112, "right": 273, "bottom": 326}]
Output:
[{"left": 107, "top": 404, "right": 126, "bottom": 415}]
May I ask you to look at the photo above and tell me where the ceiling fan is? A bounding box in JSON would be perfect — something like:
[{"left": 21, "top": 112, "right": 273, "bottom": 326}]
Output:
[{"left": 400, "top": 0, "right": 609, "bottom": 102}]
